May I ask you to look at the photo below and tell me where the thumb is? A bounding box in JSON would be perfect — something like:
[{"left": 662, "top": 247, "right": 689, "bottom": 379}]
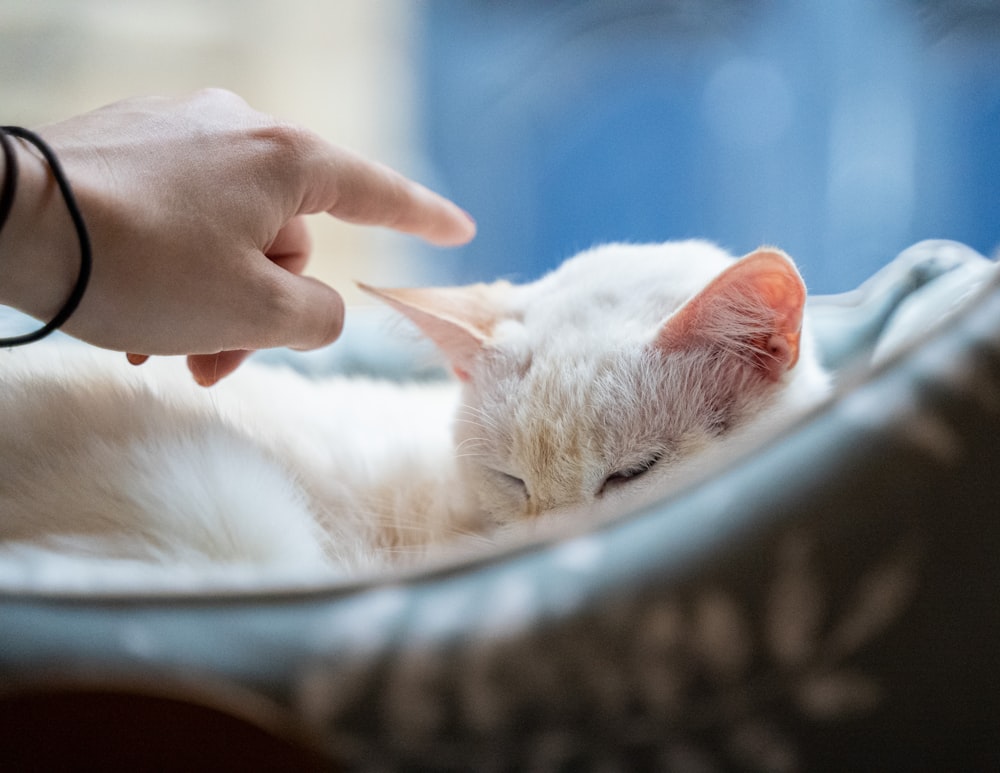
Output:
[
  {"left": 239, "top": 262, "right": 346, "bottom": 352},
  {"left": 270, "top": 272, "right": 346, "bottom": 351},
  {"left": 187, "top": 273, "right": 345, "bottom": 387}
]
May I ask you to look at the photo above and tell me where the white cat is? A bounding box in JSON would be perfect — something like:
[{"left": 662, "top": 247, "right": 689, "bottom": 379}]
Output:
[{"left": 0, "top": 240, "right": 829, "bottom": 584}]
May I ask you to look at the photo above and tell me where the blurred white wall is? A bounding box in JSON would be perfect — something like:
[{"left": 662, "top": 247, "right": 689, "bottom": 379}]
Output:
[{"left": 0, "top": 0, "right": 426, "bottom": 304}]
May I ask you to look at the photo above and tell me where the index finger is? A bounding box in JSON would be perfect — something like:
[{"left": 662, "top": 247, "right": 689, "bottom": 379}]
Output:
[{"left": 298, "top": 137, "right": 476, "bottom": 247}]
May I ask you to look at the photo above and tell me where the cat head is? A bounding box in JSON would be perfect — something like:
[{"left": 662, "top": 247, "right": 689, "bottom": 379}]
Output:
[{"left": 361, "top": 240, "right": 823, "bottom": 526}]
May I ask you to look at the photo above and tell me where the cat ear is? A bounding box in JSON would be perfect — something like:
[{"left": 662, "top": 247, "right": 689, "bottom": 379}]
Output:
[
  {"left": 654, "top": 248, "right": 806, "bottom": 381},
  {"left": 357, "top": 281, "right": 510, "bottom": 381}
]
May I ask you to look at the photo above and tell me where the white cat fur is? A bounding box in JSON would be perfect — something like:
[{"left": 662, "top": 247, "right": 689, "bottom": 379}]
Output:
[{"left": 0, "top": 240, "right": 829, "bottom": 585}]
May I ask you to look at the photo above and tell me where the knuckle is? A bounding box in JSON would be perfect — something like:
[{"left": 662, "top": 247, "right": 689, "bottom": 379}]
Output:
[
  {"left": 256, "top": 277, "right": 299, "bottom": 335},
  {"left": 250, "top": 123, "right": 321, "bottom": 189},
  {"left": 258, "top": 123, "right": 315, "bottom": 161},
  {"left": 191, "top": 86, "right": 245, "bottom": 107}
]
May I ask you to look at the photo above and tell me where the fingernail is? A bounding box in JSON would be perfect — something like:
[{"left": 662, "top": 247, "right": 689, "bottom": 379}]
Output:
[
  {"left": 126, "top": 353, "right": 149, "bottom": 366},
  {"left": 454, "top": 207, "right": 476, "bottom": 243},
  {"left": 193, "top": 371, "right": 215, "bottom": 388},
  {"left": 188, "top": 360, "right": 215, "bottom": 387}
]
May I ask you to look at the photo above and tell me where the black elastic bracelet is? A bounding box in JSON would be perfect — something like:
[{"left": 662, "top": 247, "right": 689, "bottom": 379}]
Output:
[
  {"left": 0, "top": 129, "right": 16, "bottom": 235},
  {"left": 0, "top": 126, "right": 91, "bottom": 347}
]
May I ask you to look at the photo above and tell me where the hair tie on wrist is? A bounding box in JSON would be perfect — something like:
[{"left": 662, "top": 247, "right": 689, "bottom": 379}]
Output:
[
  {"left": 0, "top": 125, "right": 92, "bottom": 347},
  {"left": 0, "top": 129, "right": 17, "bottom": 235}
]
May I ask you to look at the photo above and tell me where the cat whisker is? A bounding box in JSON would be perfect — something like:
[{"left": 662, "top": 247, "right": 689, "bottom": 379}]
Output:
[
  {"left": 378, "top": 523, "right": 439, "bottom": 536},
  {"left": 454, "top": 447, "right": 486, "bottom": 458},
  {"left": 454, "top": 444, "right": 488, "bottom": 460},
  {"left": 453, "top": 420, "right": 500, "bottom": 439},
  {"left": 455, "top": 405, "right": 503, "bottom": 431},
  {"left": 443, "top": 527, "right": 496, "bottom": 546}
]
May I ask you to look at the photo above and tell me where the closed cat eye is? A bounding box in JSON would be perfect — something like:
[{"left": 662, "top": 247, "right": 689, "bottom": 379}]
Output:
[
  {"left": 499, "top": 471, "right": 528, "bottom": 495},
  {"left": 599, "top": 453, "right": 662, "bottom": 495}
]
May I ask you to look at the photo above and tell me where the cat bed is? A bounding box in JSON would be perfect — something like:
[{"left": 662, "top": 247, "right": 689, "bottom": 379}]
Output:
[{"left": 1, "top": 240, "right": 999, "bottom": 770}]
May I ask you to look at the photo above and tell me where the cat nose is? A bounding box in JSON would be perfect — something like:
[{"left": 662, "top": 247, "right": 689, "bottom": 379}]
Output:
[
  {"left": 524, "top": 496, "right": 547, "bottom": 519},
  {"left": 524, "top": 497, "right": 594, "bottom": 529},
  {"left": 524, "top": 489, "right": 585, "bottom": 519}
]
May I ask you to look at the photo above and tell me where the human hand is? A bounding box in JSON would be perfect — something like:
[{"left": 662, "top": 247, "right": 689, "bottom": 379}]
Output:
[{"left": 0, "top": 89, "right": 475, "bottom": 385}]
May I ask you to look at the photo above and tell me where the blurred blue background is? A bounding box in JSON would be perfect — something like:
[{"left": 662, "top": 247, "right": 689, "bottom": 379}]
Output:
[
  {"left": 416, "top": 0, "right": 1000, "bottom": 293},
  {"left": 0, "top": 0, "right": 996, "bottom": 299}
]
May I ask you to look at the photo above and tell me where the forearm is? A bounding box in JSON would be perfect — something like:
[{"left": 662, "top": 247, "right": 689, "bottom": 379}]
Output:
[{"left": 0, "top": 130, "right": 79, "bottom": 323}]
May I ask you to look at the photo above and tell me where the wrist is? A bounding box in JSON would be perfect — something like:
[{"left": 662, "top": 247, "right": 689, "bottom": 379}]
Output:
[{"left": 0, "top": 129, "right": 80, "bottom": 322}]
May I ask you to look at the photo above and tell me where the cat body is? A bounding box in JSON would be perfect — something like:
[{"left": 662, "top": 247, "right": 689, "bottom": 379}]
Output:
[
  {"left": 0, "top": 349, "right": 468, "bottom": 577},
  {"left": 0, "top": 240, "right": 829, "bottom": 582}
]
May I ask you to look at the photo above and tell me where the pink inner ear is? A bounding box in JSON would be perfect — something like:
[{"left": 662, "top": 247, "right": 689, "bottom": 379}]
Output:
[
  {"left": 656, "top": 248, "right": 806, "bottom": 380},
  {"left": 356, "top": 282, "right": 505, "bottom": 379},
  {"left": 729, "top": 249, "right": 806, "bottom": 370}
]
